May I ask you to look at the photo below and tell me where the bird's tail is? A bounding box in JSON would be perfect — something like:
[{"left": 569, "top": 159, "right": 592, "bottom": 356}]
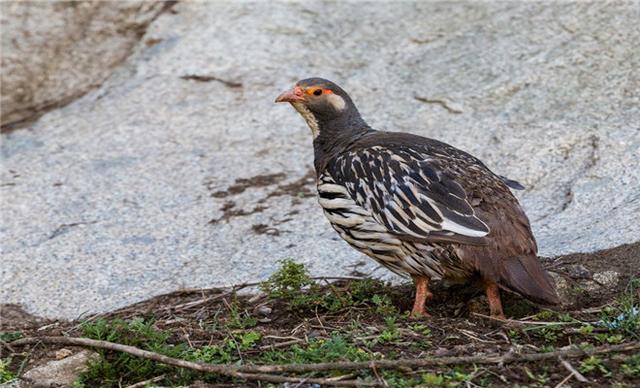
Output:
[{"left": 494, "top": 255, "right": 560, "bottom": 305}]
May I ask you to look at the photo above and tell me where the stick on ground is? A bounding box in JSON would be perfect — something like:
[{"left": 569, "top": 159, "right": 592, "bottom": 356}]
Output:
[{"left": 8, "top": 336, "right": 640, "bottom": 384}]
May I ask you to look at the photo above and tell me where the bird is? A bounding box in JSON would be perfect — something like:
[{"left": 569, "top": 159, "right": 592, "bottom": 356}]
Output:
[{"left": 275, "top": 78, "right": 560, "bottom": 319}]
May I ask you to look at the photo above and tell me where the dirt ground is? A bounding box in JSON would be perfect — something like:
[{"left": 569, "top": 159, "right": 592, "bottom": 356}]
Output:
[{"left": 1, "top": 242, "right": 639, "bottom": 387}]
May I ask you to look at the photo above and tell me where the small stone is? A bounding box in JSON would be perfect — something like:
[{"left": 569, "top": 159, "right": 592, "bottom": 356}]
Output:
[
  {"left": 256, "top": 305, "right": 272, "bottom": 316},
  {"left": 248, "top": 292, "right": 266, "bottom": 303},
  {"left": 593, "top": 271, "right": 620, "bottom": 288},
  {"left": 22, "top": 350, "right": 99, "bottom": 387},
  {"left": 549, "top": 273, "right": 574, "bottom": 305},
  {"left": 565, "top": 264, "right": 593, "bottom": 280},
  {"left": 55, "top": 348, "right": 73, "bottom": 360}
]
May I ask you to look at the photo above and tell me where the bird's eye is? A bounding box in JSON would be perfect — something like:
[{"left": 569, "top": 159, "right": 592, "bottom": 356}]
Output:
[{"left": 313, "top": 89, "right": 322, "bottom": 96}]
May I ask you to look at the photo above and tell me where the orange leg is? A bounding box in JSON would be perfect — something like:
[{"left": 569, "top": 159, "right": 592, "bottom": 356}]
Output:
[
  {"left": 484, "top": 280, "right": 506, "bottom": 320},
  {"left": 410, "top": 276, "right": 433, "bottom": 318}
]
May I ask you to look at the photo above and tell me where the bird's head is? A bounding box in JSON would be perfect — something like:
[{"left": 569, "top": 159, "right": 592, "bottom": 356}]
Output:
[{"left": 275, "top": 78, "right": 365, "bottom": 138}]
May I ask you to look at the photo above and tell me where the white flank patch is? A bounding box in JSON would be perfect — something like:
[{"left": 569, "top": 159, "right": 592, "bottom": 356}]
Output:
[
  {"left": 292, "top": 102, "right": 320, "bottom": 138},
  {"left": 439, "top": 218, "right": 489, "bottom": 237},
  {"left": 326, "top": 93, "right": 346, "bottom": 111},
  {"left": 423, "top": 197, "right": 489, "bottom": 237}
]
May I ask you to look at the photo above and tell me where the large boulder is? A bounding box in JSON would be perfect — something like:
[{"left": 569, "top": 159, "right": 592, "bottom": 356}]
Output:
[
  {"left": 0, "top": 1, "right": 170, "bottom": 129},
  {"left": 1, "top": 1, "right": 638, "bottom": 319}
]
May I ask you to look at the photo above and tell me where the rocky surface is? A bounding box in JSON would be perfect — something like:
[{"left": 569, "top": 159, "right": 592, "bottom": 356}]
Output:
[
  {"left": 21, "top": 350, "right": 98, "bottom": 387},
  {"left": 0, "top": 1, "right": 171, "bottom": 129},
  {"left": 1, "top": 1, "right": 639, "bottom": 319}
]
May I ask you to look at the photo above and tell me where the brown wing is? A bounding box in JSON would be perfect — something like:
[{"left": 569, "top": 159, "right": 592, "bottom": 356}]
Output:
[
  {"left": 341, "top": 131, "right": 559, "bottom": 304},
  {"left": 454, "top": 172, "right": 559, "bottom": 305}
]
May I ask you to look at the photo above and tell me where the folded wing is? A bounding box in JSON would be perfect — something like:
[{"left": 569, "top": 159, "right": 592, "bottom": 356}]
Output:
[{"left": 330, "top": 146, "right": 490, "bottom": 245}]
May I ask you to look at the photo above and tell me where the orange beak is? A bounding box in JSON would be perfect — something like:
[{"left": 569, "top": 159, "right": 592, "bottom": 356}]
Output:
[{"left": 275, "top": 86, "right": 305, "bottom": 103}]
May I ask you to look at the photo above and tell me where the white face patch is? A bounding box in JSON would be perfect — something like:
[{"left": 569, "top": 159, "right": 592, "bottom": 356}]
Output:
[
  {"left": 326, "top": 93, "right": 346, "bottom": 112},
  {"left": 292, "top": 102, "right": 320, "bottom": 139}
]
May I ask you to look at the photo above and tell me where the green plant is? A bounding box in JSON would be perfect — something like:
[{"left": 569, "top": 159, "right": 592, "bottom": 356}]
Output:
[
  {"left": 260, "top": 259, "right": 323, "bottom": 309},
  {"left": 595, "top": 333, "right": 624, "bottom": 344},
  {"left": 380, "top": 370, "right": 420, "bottom": 387},
  {"left": 419, "top": 368, "right": 476, "bottom": 387},
  {"left": 579, "top": 356, "right": 611, "bottom": 376},
  {"left": 190, "top": 344, "right": 232, "bottom": 364},
  {"left": 525, "top": 323, "right": 563, "bottom": 342},
  {"left": 0, "top": 358, "right": 16, "bottom": 383},
  {"left": 262, "top": 334, "right": 372, "bottom": 364},
  {"left": 371, "top": 293, "right": 398, "bottom": 316},
  {"left": 377, "top": 329, "right": 401, "bottom": 344},
  {"left": 408, "top": 323, "right": 431, "bottom": 336},
  {"left": 78, "top": 318, "right": 195, "bottom": 387},
  {"left": 225, "top": 299, "right": 257, "bottom": 329},
  {"left": 524, "top": 366, "right": 550, "bottom": 384},
  {"left": 421, "top": 372, "right": 446, "bottom": 386},
  {"left": 599, "top": 278, "right": 639, "bottom": 339},
  {"left": 534, "top": 310, "right": 556, "bottom": 320},
  {"left": 260, "top": 260, "right": 399, "bottom": 315},
  {"left": 579, "top": 324, "right": 595, "bottom": 335},
  {"left": 621, "top": 353, "right": 640, "bottom": 377},
  {"left": 0, "top": 332, "right": 22, "bottom": 343}
]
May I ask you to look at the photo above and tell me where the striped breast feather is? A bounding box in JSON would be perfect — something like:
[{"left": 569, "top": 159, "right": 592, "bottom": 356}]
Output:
[{"left": 331, "top": 146, "right": 490, "bottom": 245}]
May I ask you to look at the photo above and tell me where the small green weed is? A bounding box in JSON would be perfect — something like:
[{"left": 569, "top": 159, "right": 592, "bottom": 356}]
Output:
[
  {"left": 421, "top": 372, "right": 447, "bottom": 386},
  {"left": 262, "top": 334, "right": 372, "bottom": 364},
  {"left": 260, "top": 259, "right": 398, "bottom": 315},
  {"left": 621, "top": 353, "right": 640, "bottom": 377},
  {"left": 371, "top": 293, "right": 398, "bottom": 316},
  {"left": 595, "top": 333, "right": 624, "bottom": 344},
  {"left": 526, "top": 325, "right": 562, "bottom": 342},
  {"left": 534, "top": 310, "right": 556, "bottom": 320},
  {"left": 579, "top": 324, "right": 595, "bottom": 335},
  {"left": 599, "top": 278, "right": 639, "bottom": 339},
  {"left": 381, "top": 370, "right": 421, "bottom": 387},
  {"left": 190, "top": 344, "right": 232, "bottom": 364},
  {"left": 0, "top": 332, "right": 22, "bottom": 343},
  {"left": 225, "top": 299, "right": 258, "bottom": 329},
  {"left": 579, "top": 355, "right": 611, "bottom": 377},
  {"left": 0, "top": 358, "right": 16, "bottom": 383},
  {"left": 419, "top": 368, "right": 476, "bottom": 387},
  {"left": 524, "top": 366, "right": 550, "bottom": 384},
  {"left": 78, "top": 318, "right": 195, "bottom": 387},
  {"left": 260, "top": 259, "right": 323, "bottom": 309}
]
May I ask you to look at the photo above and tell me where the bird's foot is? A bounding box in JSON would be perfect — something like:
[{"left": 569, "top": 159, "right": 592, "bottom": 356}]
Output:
[
  {"left": 410, "top": 275, "right": 432, "bottom": 319},
  {"left": 484, "top": 280, "right": 506, "bottom": 321},
  {"left": 490, "top": 312, "right": 506, "bottom": 321}
]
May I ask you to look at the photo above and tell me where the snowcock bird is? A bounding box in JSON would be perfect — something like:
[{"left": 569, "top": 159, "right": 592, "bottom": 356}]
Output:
[{"left": 275, "top": 78, "right": 560, "bottom": 319}]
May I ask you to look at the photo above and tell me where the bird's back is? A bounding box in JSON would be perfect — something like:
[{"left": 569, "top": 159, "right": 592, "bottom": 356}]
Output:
[{"left": 317, "top": 130, "right": 559, "bottom": 304}]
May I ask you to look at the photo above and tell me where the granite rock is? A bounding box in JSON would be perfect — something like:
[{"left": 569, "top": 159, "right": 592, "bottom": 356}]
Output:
[
  {"left": 1, "top": 1, "right": 638, "bottom": 319},
  {"left": 21, "top": 350, "right": 98, "bottom": 387},
  {"left": 0, "top": 0, "right": 170, "bottom": 129}
]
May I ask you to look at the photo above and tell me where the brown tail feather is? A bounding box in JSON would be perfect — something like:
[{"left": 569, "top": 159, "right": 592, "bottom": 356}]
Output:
[
  {"left": 494, "top": 256, "right": 560, "bottom": 305},
  {"left": 498, "top": 256, "right": 560, "bottom": 305}
]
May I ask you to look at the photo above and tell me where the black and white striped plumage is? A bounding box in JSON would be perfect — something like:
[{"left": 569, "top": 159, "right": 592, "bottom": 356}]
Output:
[
  {"left": 318, "top": 141, "right": 488, "bottom": 279},
  {"left": 276, "top": 78, "right": 559, "bottom": 317}
]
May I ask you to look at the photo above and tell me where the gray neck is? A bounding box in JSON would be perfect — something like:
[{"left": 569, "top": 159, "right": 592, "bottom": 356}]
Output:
[{"left": 312, "top": 109, "right": 372, "bottom": 174}]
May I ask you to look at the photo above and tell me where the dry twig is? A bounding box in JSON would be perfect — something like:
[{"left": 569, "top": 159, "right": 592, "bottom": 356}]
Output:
[
  {"left": 7, "top": 336, "right": 367, "bottom": 387},
  {"left": 559, "top": 357, "right": 588, "bottom": 383},
  {"left": 125, "top": 374, "right": 166, "bottom": 388},
  {"left": 8, "top": 336, "right": 640, "bottom": 380}
]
